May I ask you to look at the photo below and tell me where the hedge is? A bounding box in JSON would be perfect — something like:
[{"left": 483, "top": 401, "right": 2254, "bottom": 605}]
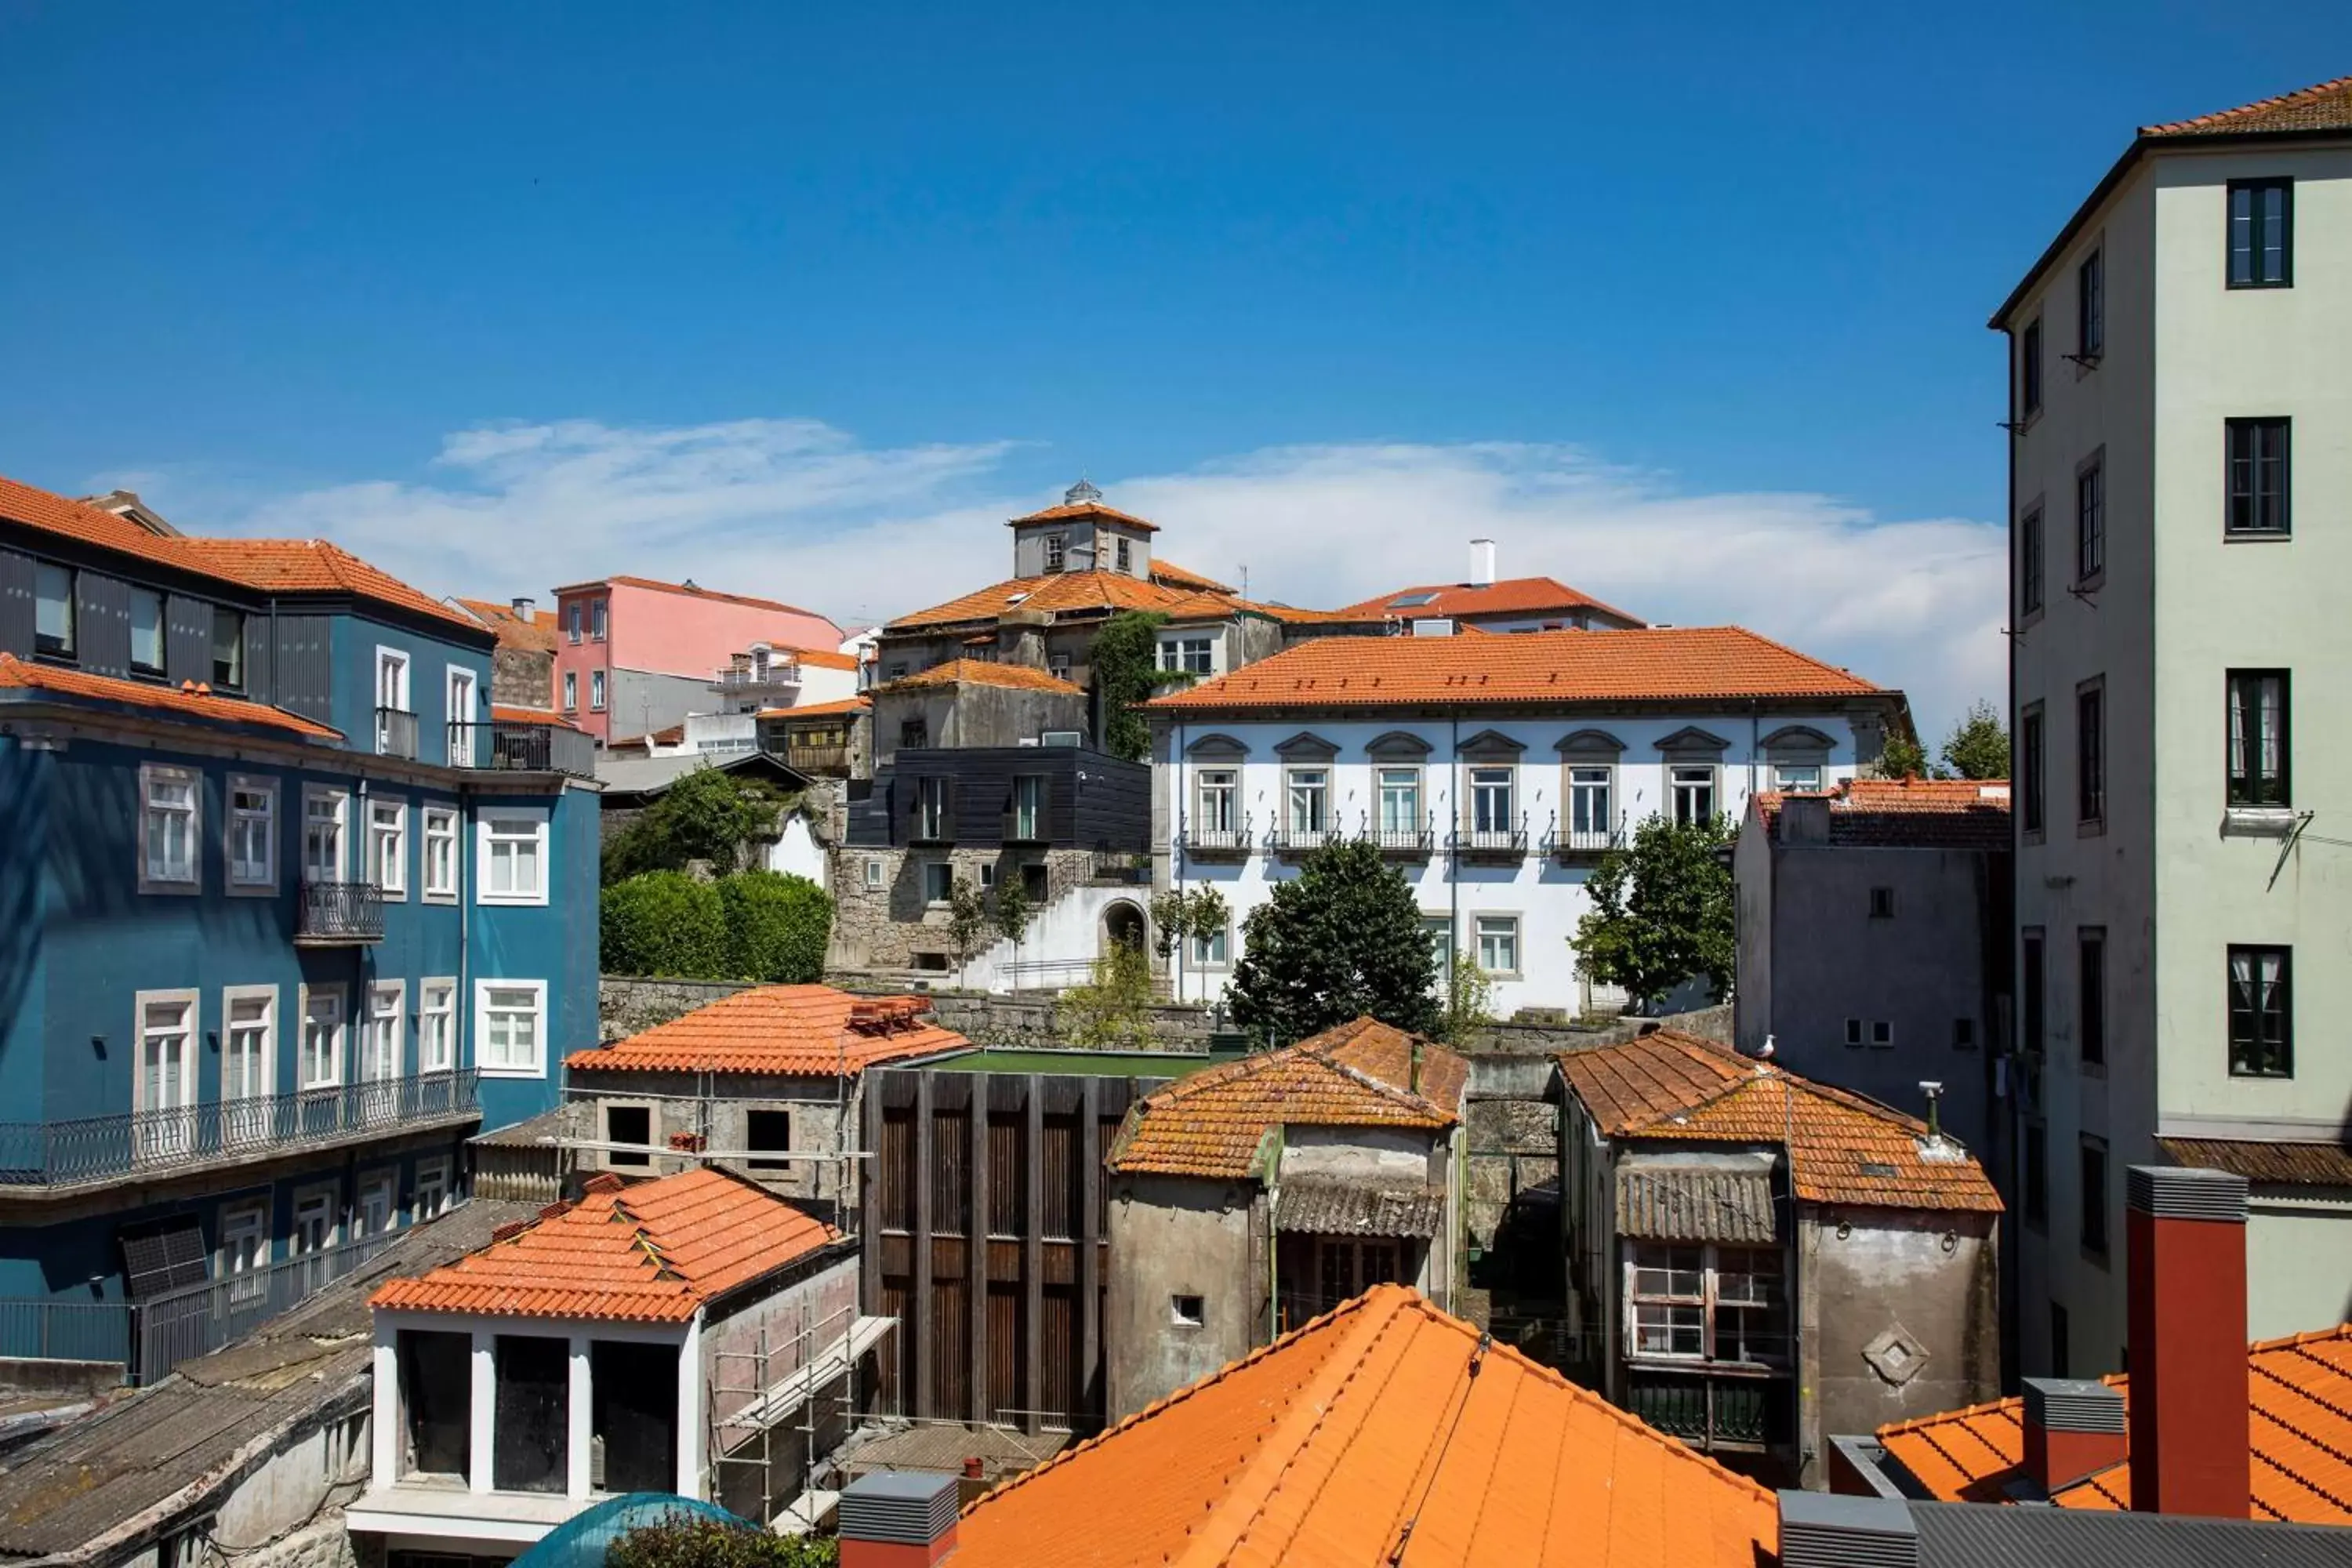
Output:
[
  {"left": 717, "top": 870, "right": 833, "bottom": 983},
  {"left": 600, "top": 871, "right": 729, "bottom": 978}
]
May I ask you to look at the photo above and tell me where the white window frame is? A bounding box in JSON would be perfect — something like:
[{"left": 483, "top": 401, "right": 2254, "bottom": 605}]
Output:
[
  {"left": 1773, "top": 760, "right": 1824, "bottom": 793},
  {"left": 364, "top": 981, "right": 405, "bottom": 1083},
  {"left": 1468, "top": 765, "right": 1516, "bottom": 835},
  {"left": 566, "top": 601, "right": 583, "bottom": 644},
  {"left": 419, "top": 978, "right": 457, "bottom": 1075},
  {"left": 292, "top": 1183, "right": 340, "bottom": 1258},
  {"left": 1567, "top": 765, "right": 1614, "bottom": 840},
  {"left": 139, "top": 764, "right": 201, "bottom": 895},
  {"left": 1190, "top": 923, "right": 1232, "bottom": 969},
  {"left": 298, "top": 984, "right": 347, "bottom": 1091},
  {"left": 864, "top": 857, "right": 885, "bottom": 891},
  {"left": 413, "top": 1156, "right": 452, "bottom": 1221},
  {"left": 562, "top": 670, "right": 579, "bottom": 712},
  {"left": 1195, "top": 768, "right": 1237, "bottom": 833},
  {"left": 447, "top": 667, "right": 478, "bottom": 765},
  {"left": 1285, "top": 767, "right": 1328, "bottom": 834},
  {"left": 220, "top": 1200, "right": 270, "bottom": 1305},
  {"left": 133, "top": 988, "right": 201, "bottom": 1118},
  {"left": 590, "top": 598, "right": 608, "bottom": 641},
  {"left": 374, "top": 647, "right": 412, "bottom": 757},
  {"left": 476, "top": 978, "right": 549, "bottom": 1079},
  {"left": 1671, "top": 764, "right": 1719, "bottom": 826},
  {"left": 590, "top": 669, "right": 608, "bottom": 712},
  {"left": 220, "top": 984, "right": 278, "bottom": 1105},
  {"left": 1377, "top": 767, "right": 1422, "bottom": 835},
  {"left": 302, "top": 786, "right": 349, "bottom": 885},
  {"left": 1474, "top": 913, "right": 1522, "bottom": 978},
  {"left": 128, "top": 586, "right": 165, "bottom": 677},
  {"left": 226, "top": 773, "right": 278, "bottom": 895},
  {"left": 368, "top": 795, "right": 408, "bottom": 898},
  {"left": 1423, "top": 915, "right": 1455, "bottom": 982},
  {"left": 477, "top": 808, "right": 550, "bottom": 906},
  {"left": 355, "top": 1170, "right": 397, "bottom": 1240},
  {"left": 922, "top": 861, "right": 954, "bottom": 906},
  {"left": 421, "top": 805, "right": 460, "bottom": 903}
]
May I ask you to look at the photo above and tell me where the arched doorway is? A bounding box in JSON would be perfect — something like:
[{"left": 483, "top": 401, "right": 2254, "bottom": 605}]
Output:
[{"left": 1102, "top": 901, "right": 1147, "bottom": 955}]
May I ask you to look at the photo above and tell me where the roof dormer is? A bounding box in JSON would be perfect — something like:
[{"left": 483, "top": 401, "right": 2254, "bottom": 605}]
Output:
[{"left": 1008, "top": 479, "right": 1157, "bottom": 579}]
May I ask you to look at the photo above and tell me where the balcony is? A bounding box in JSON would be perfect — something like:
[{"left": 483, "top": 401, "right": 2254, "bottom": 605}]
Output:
[
  {"left": 1456, "top": 823, "right": 1530, "bottom": 863},
  {"left": 298, "top": 879, "right": 384, "bottom": 945},
  {"left": 0, "top": 1070, "right": 480, "bottom": 1192},
  {"left": 447, "top": 720, "right": 597, "bottom": 779},
  {"left": 781, "top": 742, "right": 851, "bottom": 776},
  {"left": 1270, "top": 825, "right": 1347, "bottom": 860},
  {"left": 1543, "top": 826, "right": 1623, "bottom": 862},
  {"left": 1179, "top": 819, "right": 1253, "bottom": 862},
  {"left": 1622, "top": 1369, "right": 1786, "bottom": 1454},
  {"left": 1363, "top": 824, "right": 1436, "bottom": 861},
  {"left": 714, "top": 660, "right": 802, "bottom": 695},
  {"left": 376, "top": 706, "right": 419, "bottom": 760}
]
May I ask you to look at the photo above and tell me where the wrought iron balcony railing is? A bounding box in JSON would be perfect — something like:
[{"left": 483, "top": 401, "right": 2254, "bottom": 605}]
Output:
[
  {"left": 298, "top": 879, "right": 384, "bottom": 944},
  {"left": 375, "top": 706, "right": 419, "bottom": 760},
  {"left": 1543, "top": 826, "right": 1624, "bottom": 859},
  {"left": 1457, "top": 822, "right": 1530, "bottom": 859},
  {"left": 1363, "top": 823, "right": 1436, "bottom": 858},
  {"left": 0, "top": 1070, "right": 479, "bottom": 1189},
  {"left": 1178, "top": 816, "right": 1253, "bottom": 858},
  {"left": 1270, "top": 824, "right": 1345, "bottom": 856},
  {"left": 446, "top": 720, "right": 597, "bottom": 778}
]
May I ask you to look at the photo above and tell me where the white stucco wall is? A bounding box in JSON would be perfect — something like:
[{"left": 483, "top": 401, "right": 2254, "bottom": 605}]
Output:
[{"left": 768, "top": 813, "right": 828, "bottom": 887}]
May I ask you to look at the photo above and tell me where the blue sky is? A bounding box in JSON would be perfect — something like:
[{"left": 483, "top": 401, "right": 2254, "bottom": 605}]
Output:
[{"left": 4, "top": 3, "right": 2348, "bottom": 734}]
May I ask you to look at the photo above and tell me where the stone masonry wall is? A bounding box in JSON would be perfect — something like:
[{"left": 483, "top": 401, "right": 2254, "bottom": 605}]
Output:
[{"left": 826, "top": 845, "right": 1099, "bottom": 970}]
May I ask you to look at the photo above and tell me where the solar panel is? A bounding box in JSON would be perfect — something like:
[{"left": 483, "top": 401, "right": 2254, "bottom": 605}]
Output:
[{"left": 1388, "top": 592, "right": 1440, "bottom": 608}]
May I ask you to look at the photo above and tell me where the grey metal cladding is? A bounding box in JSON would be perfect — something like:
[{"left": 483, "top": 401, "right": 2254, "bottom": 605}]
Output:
[
  {"left": 244, "top": 611, "right": 273, "bottom": 699},
  {"left": 0, "top": 548, "right": 33, "bottom": 656},
  {"left": 165, "top": 594, "right": 212, "bottom": 685},
  {"left": 2125, "top": 1164, "right": 2249, "bottom": 1222},
  {"left": 2021, "top": 1376, "right": 2125, "bottom": 1435},
  {"left": 272, "top": 615, "right": 334, "bottom": 724},
  {"left": 1777, "top": 1490, "right": 1919, "bottom": 1568},
  {"left": 1908, "top": 1500, "right": 2352, "bottom": 1568},
  {"left": 75, "top": 571, "right": 131, "bottom": 678}
]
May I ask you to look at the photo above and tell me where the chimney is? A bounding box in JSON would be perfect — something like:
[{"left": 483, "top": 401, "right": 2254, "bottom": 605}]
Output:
[
  {"left": 2021, "top": 1377, "right": 2127, "bottom": 1493},
  {"left": 1776, "top": 1490, "right": 1917, "bottom": 1568},
  {"left": 840, "top": 1470, "right": 961, "bottom": 1566},
  {"left": 2125, "top": 1165, "right": 2250, "bottom": 1519},
  {"left": 1469, "top": 538, "right": 1497, "bottom": 586},
  {"left": 511, "top": 595, "right": 535, "bottom": 617},
  {"left": 1780, "top": 796, "right": 1832, "bottom": 845}
]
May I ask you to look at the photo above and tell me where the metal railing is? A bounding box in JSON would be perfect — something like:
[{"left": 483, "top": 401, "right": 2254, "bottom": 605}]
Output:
[
  {"left": 1270, "top": 824, "right": 1345, "bottom": 855},
  {"left": 0, "top": 1070, "right": 478, "bottom": 1188},
  {"left": 781, "top": 743, "right": 851, "bottom": 775},
  {"left": 447, "top": 720, "right": 597, "bottom": 778},
  {"left": 1001, "top": 810, "right": 1054, "bottom": 844},
  {"left": 1457, "top": 822, "right": 1530, "bottom": 858},
  {"left": 1363, "top": 823, "right": 1436, "bottom": 856},
  {"left": 1178, "top": 818, "right": 1252, "bottom": 857},
  {"left": 0, "top": 1299, "right": 133, "bottom": 1368},
  {"left": 715, "top": 664, "right": 801, "bottom": 691},
  {"left": 298, "top": 879, "right": 385, "bottom": 943},
  {"left": 137, "top": 1229, "right": 401, "bottom": 1378},
  {"left": 375, "top": 706, "right": 419, "bottom": 760},
  {"left": 1543, "top": 826, "right": 1623, "bottom": 858}
]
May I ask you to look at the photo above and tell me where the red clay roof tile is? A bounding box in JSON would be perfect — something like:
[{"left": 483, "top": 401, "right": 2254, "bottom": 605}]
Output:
[
  {"left": 567, "top": 985, "right": 968, "bottom": 1077},
  {"left": 869, "top": 658, "right": 1083, "bottom": 697},
  {"left": 2143, "top": 74, "right": 2352, "bottom": 137},
  {"left": 1149, "top": 558, "right": 1236, "bottom": 594},
  {"left": 757, "top": 695, "right": 871, "bottom": 721},
  {"left": 885, "top": 569, "right": 1221, "bottom": 631},
  {"left": 456, "top": 597, "right": 562, "bottom": 652},
  {"left": 1332, "top": 574, "right": 1646, "bottom": 626},
  {"left": 0, "top": 653, "right": 343, "bottom": 740},
  {"left": 1753, "top": 777, "right": 2013, "bottom": 851},
  {"left": 1005, "top": 499, "right": 1160, "bottom": 533}
]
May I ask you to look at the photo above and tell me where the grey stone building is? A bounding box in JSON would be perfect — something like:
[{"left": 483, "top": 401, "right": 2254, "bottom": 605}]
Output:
[{"left": 453, "top": 594, "right": 560, "bottom": 710}]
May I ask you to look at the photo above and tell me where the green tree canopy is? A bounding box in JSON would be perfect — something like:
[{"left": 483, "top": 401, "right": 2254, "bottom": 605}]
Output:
[
  {"left": 608, "top": 1514, "right": 836, "bottom": 1568},
  {"left": 1060, "top": 939, "right": 1160, "bottom": 1048},
  {"left": 1090, "top": 610, "right": 1171, "bottom": 761},
  {"left": 1227, "top": 840, "right": 1440, "bottom": 1045},
  {"left": 601, "top": 871, "right": 729, "bottom": 978},
  {"left": 1877, "top": 731, "right": 1930, "bottom": 781},
  {"left": 1940, "top": 699, "right": 2010, "bottom": 781},
  {"left": 1570, "top": 814, "right": 1738, "bottom": 1010},
  {"left": 716, "top": 869, "right": 833, "bottom": 982},
  {"left": 603, "top": 764, "right": 786, "bottom": 884}
]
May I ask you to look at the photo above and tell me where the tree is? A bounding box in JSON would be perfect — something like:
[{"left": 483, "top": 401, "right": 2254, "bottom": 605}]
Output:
[
  {"left": 1149, "top": 884, "right": 1230, "bottom": 1004},
  {"left": 603, "top": 764, "right": 785, "bottom": 883},
  {"left": 1227, "top": 840, "right": 1440, "bottom": 1045},
  {"left": 717, "top": 870, "right": 833, "bottom": 982},
  {"left": 1439, "top": 951, "right": 1494, "bottom": 1044},
  {"left": 1060, "top": 940, "right": 1158, "bottom": 1048},
  {"left": 945, "top": 877, "right": 995, "bottom": 986},
  {"left": 1940, "top": 699, "right": 2009, "bottom": 781},
  {"left": 608, "top": 1513, "right": 837, "bottom": 1568},
  {"left": 1571, "top": 814, "right": 1738, "bottom": 1011},
  {"left": 601, "top": 871, "right": 730, "bottom": 977},
  {"left": 993, "top": 873, "right": 1033, "bottom": 981},
  {"left": 1877, "top": 731, "right": 1931, "bottom": 782},
  {"left": 1090, "top": 610, "right": 1172, "bottom": 761}
]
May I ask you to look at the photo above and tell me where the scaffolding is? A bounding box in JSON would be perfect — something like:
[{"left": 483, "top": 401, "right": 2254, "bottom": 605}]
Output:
[{"left": 708, "top": 1298, "right": 896, "bottom": 1530}]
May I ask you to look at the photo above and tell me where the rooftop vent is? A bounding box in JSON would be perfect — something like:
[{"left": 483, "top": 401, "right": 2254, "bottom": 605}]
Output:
[
  {"left": 1470, "top": 537, "right": 1497, "bottom": 586},
  {"left": 1777, "top": 1490, "right": 1918, "bottom": 1568},
  {"left": 1064, "top": 477, "right": 1103, "bottom": 506},
  {"left": 511, "top": 595, "right": 536, "bottom": 616},
  {"left": 1410, "top": 618, "right": 1457, "bottom": 637},
  {"left": 840, "top": 1471, "right": 961, "bottom": 1568}
]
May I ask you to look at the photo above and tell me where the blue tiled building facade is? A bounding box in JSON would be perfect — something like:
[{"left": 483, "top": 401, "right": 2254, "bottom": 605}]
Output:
[{"left": 0, "top": 478, "right": 597, "bottom": 1369}]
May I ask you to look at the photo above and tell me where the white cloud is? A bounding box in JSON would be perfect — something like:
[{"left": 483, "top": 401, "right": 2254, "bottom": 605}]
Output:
[{"left": 125, "top": 419, "right": 2005, "bottom": 740}]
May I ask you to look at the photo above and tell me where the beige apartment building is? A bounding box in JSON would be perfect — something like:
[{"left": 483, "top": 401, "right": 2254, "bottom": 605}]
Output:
[{"left": 1995, "top": 74, "right": 2352, "bottom": 1378}]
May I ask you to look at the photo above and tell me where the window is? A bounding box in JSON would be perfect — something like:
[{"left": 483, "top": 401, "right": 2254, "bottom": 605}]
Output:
[
  {"left": 2076, "top": 249, "right": 2103, "bottom": 359},
  {"left": 2080, "top": 1137, "right": 2109, "bottom": 1255},
  {"left": 1044, "top": 532, "right": 1066, "bottom": 572},
  {"left": 1180, "top": 637, "right": 1213, "bottom": 674},
  {"left": 1423, "top": 915, "right": 1454, "bottom": 981},
  {"left": 2019, "top": 317, "right": 2042, "bottom": 420},
  {"left": 368, "top": 798, "right": 407, "bottom": 896},
  {"left": 223, "top": 986, "right": 274, "bottom": 1105},
  {"left": 2225, "top": 418, "right": 2291, "bottom": 535},
  {"left": 220, "top": 1204, "right": 267, "bottom": 1305},
  {"left": 303, "top": 789, "right": 347, "bottom": 884},
  {"left": 746, "top": 1109, "right": 791, "bottom": 1171},
  {"left": 1021, "top": 862, "right": 1047, "bottom": 902},
  {"left": 363, "top": 983, "right": 403, "bottom": 1083},
  {"left": 1867, "top": 887, "right": 1894, "bottom": 919},
  {"left": 1469, "top": 767, "right": 1515, "bottom": 835},
  {"left": 140, "top": 764, "right": 200, "bottom": 892},
  {"left": 212, "top": 607, "right": 245, "bottom": 690},
  {"left": 227, "top": 776, "right": 276, "bottom": 890},
  {"left": 136, "top": 993, "right": 198, "bottom": 1127},
  {"left": 1568, "top": 766, "right": 1613, "bottom": 840},
  {"left": 414, "top": 1156, "right": 452, "bottom": 1221},
  {"left": 129, "top": 588, "right": 165, "bottom": 677},
  {"left": 2077, "top": 928, "right": 2107, "bottom": 1068},
  {"left": 376, "top": 648, "right": 411, "bottom": 738},
  {"left": 567, "top": 601, "right": 583, "bottom": 643},
  {"left": 356, "top": 1173, "right": 395, "bottom": 1240},
  {"left": 447, "top": 669, "right": 477, "bottom": 764},
  {"left": 1671, "top": 765, "right": 1715, "bottom": 826},
  {"left": 1870, "top": 1020, "right": 1893, "bottom": 1048},
  {"left": 1377, "top": 768, "right": 1421, "bottom": 834},
  {"left": 292, "top": 1188, "right": 336, "bottom": 1258},
  {"left": 2020, "top": 703, "right": 2045, "bottom": 833},
  {"left": 300, "top": 989, "right": 344, "bottom": 1090},
  {"left": 1116, "top": 537, "right": 1133, "bottom": 573},
  {"left": 1191, "top": 924, "right": 1229, "bottom": 967},
  {"left": 2074, "top": 456, "right": 2103, "bottom": 582},
  {"left": 1011, "top": 774, "right": 1044, "bottom": 840},
  {"left": 2050, "top": 1304, "right": 2071, "bottom": 1380},
  {"left": 1047, "top": 654, "right": 1071, "bottom": 682},
  {"left": 1475, "top": 913, "right": 1519, "bottom": 976},
  {"left": 480, "top": 811, "right": 549, "bottom": 905},
  {"left": 1286, "top": 768, "right": 1328, "bottom": 834},
  {"left": 1773, "top": 762, "right": 1821, "bottom": 792},
  {"left": 606, "top": 1105, "right": 652, "bottom": 1168},
  {"left": 2076, "top": 683, "right": 2104, "bottom": 826},
  {"left": 1195, "top": 768, "right": 1237, "bottom": 834},
  {"left": 478, "top": 981, "right": 547, "bottom": 1076},
  {"left": 2020, "top": 507, "right": 2044, "bottom": 617},
  {"left": 913, "top": 775, "right": 950, "bottom": 840},
  {"left": 2022, "top": 928, "right": 2046, "bottom": 1057},
  {"left": 1954, "top": 1017, "right": 1976, "bottom": 1050},
  {"left": 2024, "top": 1123, "right": 2048, "bottom": 1227},
  {"left": 2227, "top": 179, "right": 2292, "bottom": 289},
  {"left": 421, "top": 807, "right": 459, "bottom": 900},
  {"left": 589, "top": 670, "right": 607, "bottom": 712},
  {"left": 419, "top": 981, "right": 456, "bottom": 1073},
  {"left": 590, "top": 598, "right": 607, "bottom": 641},
  {"left": 1626, "top": 1243, "right": 1784, "bottom": 1367},
  {"left": 34, "top": 562, "right": 75, "bottom": 657},
  {"left": 1845, "top": 1018, "right": 1864, "bottom": 1047},
  {"left": 863, "top": 857, "right": 884, "bottom": 891},
  {"left": 492, "top": 1335, "right": 570, "bottom": 1494},
  {"left": 2228, "top": 945, "right": 2292, "bottom": 1077},
  {"left": 562, "top": 670, "right": 578, "bottom": 711},
  {"left": 923, "top": 862, "right": 954, "bottom": 903},
  {"left": 900, "top": 718, "right": 930, "bottom": 751}
]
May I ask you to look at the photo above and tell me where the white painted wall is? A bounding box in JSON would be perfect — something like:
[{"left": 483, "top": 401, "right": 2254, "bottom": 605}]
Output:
[
  {"left": 954, "top": 882, "right": 1148, "bottom": 993},
  {"left": 768, "top": 812, "right": 827, "bottom": 888}
]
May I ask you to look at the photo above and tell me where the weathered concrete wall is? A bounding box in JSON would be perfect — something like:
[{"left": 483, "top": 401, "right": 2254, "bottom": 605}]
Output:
[
  {"left": 826, "top": 845, "right": 1099, "bottom": 971},
  {"left": 564, "top": 1067, "right": 862, "bottom": 1214},
  {"left": 1798, "top": 1207, "right": 2001, "bottom": 1489},
  {"left": 204, "top": 1408, "right": 369, "bottom": 1568},
  {"left": 1104, "top": 1174, "right": 1264, "bottom": 1421}
]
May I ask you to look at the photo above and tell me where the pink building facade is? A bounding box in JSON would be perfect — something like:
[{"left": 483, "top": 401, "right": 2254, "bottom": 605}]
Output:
[{"left": 550, "top": 575, "right": 842, "bottom": 743}]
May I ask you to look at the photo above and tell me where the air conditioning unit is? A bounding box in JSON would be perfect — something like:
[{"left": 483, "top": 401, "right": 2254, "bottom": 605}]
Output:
[{"left": 1410, "top": 618, "right": 1457, "bottom": 637}]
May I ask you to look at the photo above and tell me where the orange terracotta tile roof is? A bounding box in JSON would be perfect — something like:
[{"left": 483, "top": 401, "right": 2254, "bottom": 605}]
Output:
[
  {"left": 1146, "top": 626, "right": 1888, "bottom": 714},
  {"left": 0, "top": 473, "right": 485, "bottom": 633},
  {"left": 456, "top": 597, "right": 561, "bottom": 652},
  {"left": 952, "top": 1283, "right": 1778, "bottom": 1568},
  {"left": 1877, "top": 1324, "right": 2352, "bottom": 1523},
  {"left": 558, "top": 574, "right": 835, "bottom": 625},
  {"left": 1557, "top": 1030, "right": 2002, "bottom": 1213},
  {"left": 372, "top": 1167, "right": 840, "bottom": 1322},
  {"left": 886, "top": 569, "right": 1220, "bottom": 631},
  {"left": 1753, "top": 777, "right": 2013, "bottom": 851},
  {"left": 1007, "top": 499, "right": 1160, "bottom": 533},
  {"left": 789, "top": 647, "right": 860, "bottom": 671},
  {"left": 0, "top": 652, "right": 343, "bottom": 740},
  {"left": 489, "top": 704, "right": 580, "bottom": 728},
  {"left": 2156, "top": 1137, "right": 2352, "bottom": 1188},
  {"left": 1149, "top": 558, "right": 1236, "bottom": 594},
  {"left": 567, "top": 985, "right": 968, "bottom": 1076},
  {"left": 2143, "top": 73, "right": 2352, "bottom": 136},
  {"left": 1333, "top": 575, "right": 1647, "bottom": 627},
  {"left": 757, "top": 695, "right": 870, "bottom": 721},
  {"left": 1109, "top": 1017, "right": 1462, "bottom": 1180},
  {"left": 869, "top": 658, "right": 1083, "bottom": 696}
]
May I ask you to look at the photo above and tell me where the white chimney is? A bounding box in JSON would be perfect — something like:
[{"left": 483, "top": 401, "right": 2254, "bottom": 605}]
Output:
[
  {"left": 510, "top": 595, "right": 536, "bottom": 617},
  {"left": 1470, "top": 539, "right": 1497, "bottom": 586}
]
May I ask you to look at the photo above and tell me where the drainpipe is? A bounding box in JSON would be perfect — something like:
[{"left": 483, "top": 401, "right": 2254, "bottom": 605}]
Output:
[
  {"left": 1449, "top": 715, "right": 1461, "bottom": 985},
  {"left": 1749, "top": 700, "right": 1760, "bottom": 802}
]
